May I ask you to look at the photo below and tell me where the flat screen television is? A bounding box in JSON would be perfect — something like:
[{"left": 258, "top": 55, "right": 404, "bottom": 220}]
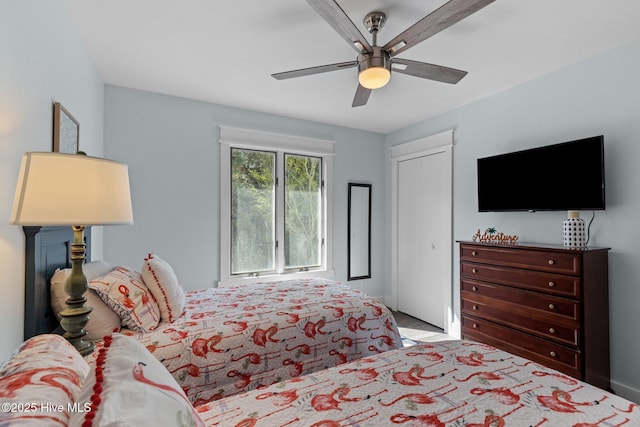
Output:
[{"left": 477, "top": 135, "right": 605, "bottom": 212}]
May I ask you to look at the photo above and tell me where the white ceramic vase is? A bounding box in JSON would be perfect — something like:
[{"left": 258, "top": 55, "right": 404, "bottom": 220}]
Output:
[{"left": 562, "top": 211, "right": 586, "bottom": 247}]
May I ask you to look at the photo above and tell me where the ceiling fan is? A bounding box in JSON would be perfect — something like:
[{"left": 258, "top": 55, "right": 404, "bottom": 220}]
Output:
[{"left": 272, "top": 0, "right": 495, "bottom": 107}]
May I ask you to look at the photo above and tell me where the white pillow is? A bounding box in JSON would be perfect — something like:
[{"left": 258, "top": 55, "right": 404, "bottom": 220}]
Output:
[
  {"left": 89, "top": 266, "right": 161, "bottom": 332},
  {"left": 68, "top": 333, "right": 205, "bottom": 427},
  {"left": 51, "top": 261, "right": 121, "bottom": 341},
  {"left": 141, "top": 253, "right": 185, "bottom": 323}
]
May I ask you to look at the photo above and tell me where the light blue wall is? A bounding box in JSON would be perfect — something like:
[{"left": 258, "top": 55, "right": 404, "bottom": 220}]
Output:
[
  {"left": 0, "top": 0, "right": 104, "bottom": 361},
  {"left": 385, "top": 37, "right": 640, "bottom": 400},
  {"left": 103, "top": 85, "right": 386, "bottom": 295}
]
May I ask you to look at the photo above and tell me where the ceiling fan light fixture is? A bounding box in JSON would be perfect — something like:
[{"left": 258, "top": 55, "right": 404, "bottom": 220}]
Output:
[
  {"left": 359, "top": 66, "right": 390, "bottom": 89},
  {"left": 358, "top": 47, "right": 391, "bottom": 90}
]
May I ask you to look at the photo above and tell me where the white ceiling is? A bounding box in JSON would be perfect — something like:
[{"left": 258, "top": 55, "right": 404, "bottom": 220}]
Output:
[{"left": 63, "top": 0, "right": 640, "bottom": 134}]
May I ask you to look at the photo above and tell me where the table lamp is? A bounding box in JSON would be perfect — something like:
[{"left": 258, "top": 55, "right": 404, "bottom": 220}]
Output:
[{"left": 10, "top": 152, "right": 133, "bottom": 355}]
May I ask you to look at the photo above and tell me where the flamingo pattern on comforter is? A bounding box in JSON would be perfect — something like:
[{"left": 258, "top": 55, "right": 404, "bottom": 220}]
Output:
[{"left": 89, "top": 278, "right": 402, "bottom": 405}]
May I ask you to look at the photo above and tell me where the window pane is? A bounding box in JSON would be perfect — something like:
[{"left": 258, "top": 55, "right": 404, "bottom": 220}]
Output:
[
  {"left": 231, "top": 148, "right": 275, "bottom": 274},
  {"left": 284, "top": 154, "right": 322, "bottom": 269}
]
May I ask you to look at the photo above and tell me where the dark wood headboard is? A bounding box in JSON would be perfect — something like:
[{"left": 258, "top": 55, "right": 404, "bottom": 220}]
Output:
[{"left": 23, "top": 226, "right": 91, "bottom": 340}]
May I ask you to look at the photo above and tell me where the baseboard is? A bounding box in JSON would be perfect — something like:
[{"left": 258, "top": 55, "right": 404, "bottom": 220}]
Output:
[{"left": 611, "top": 379, "right": 640, "bottom": 404}]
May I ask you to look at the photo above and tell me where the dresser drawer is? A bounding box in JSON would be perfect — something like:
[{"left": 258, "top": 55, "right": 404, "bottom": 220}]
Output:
[
  {"left": 461, "top": 279, "right": 579, "bottom": 322},
  {"left": 462, "top": 314, "right": 582, "bottom": 379},
  {"left": 461, "top": 262, "right": 580, "bottom": 298},
  {"left": 461, "top": 296, "right": 579, "bottom": 346},
  {"left": 461, "top": 244, "right": 581, "bottom": 275}
]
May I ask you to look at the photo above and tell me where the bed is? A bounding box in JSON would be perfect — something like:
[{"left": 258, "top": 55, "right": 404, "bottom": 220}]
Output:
[
  {"left": 3, "top": 333, "right": 639, "bottom": 426},
  {"left": 21, "top": 226, "right": 403, "bottom": 405}
]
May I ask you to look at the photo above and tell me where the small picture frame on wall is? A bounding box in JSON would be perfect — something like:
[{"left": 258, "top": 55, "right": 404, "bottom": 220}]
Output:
[{"left": 53, "top": 102, "right": 79, "bottom": 153}]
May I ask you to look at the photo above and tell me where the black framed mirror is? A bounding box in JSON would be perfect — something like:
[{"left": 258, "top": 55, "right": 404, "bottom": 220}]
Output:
[{"left": 348, "top": 183, "right": 371, "bottom": 280}]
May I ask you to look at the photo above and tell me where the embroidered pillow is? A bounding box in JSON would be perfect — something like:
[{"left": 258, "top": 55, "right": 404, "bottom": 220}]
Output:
[
  {"left": 89, "top": 266, "right": 160, "bottom": 332},
  {"left": 0, "top": 334, "right": 90, "bottom": 426},
  {"left": 51, "top": 261, "right": 121, "bottom": 341},
  {"left": 68, "top": 333, "right": 204, "bottom": 427},
  {"left": 141, "top": 253, "right": 185, "bottom": 323}
]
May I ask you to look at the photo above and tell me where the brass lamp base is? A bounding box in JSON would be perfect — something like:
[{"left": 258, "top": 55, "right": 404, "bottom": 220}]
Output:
[{"left": 59, "top": 225, "right": 94, "bottom": 356}]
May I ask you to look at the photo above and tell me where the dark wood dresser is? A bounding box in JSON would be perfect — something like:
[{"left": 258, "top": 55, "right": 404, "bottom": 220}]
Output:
[{"left": 459, "top": 241, "right": 610, "bottom": 390}]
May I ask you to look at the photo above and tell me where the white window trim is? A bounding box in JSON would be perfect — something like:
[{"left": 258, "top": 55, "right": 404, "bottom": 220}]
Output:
[{"left": 219, "top": 126, "right": 334, "bottom": 287}]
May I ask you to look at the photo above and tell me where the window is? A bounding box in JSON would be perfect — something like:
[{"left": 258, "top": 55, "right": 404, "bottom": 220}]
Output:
[{"left": 220, "top": 127, "right": 333, "bottom": 286}]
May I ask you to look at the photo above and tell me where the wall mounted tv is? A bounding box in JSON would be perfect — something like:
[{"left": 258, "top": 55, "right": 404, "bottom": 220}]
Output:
[{"left": 477, "top": 135, "right": 605, "bottom": 212}]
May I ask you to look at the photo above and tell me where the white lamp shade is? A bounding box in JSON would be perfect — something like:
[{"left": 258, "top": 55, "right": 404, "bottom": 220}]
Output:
[{"left": 10, "top": 152, "right": 133, "bottom": 226}]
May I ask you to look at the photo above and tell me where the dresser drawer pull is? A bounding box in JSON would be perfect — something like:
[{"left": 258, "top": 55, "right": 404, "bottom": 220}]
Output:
[
  {"left": 472, "top": 286, "right": 478, "bottom": 291},
  {"left": 549, "top": 351, "right": 557, "bottom": 357},
  {"left": 473, "top": 323, "right": 478, "bottom": 329},
  {"left": 548, "top": 304, "right": 555, "bottom": 310},
  {"left": 548, "top": 281, "right": 555, "bottom": 287},
  {"left": 472, "top": 268, "right": 478, "bottom": 273},
  {"left": 548, "top": 259, "right": 556, "bottom": 265},
  {"left": 549, "top": 328, "right": 556, "bottom": 334},
  {"left": 472, "top": 305, "right": 478, "bottom": 310},
  {"left": 472, "top": 251, "right": 478, "bottom": 256}
]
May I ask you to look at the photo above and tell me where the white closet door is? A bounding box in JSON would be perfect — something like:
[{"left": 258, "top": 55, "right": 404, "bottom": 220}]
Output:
[{"left": 397, "top": 150, "right": 449, "bottom": 328}]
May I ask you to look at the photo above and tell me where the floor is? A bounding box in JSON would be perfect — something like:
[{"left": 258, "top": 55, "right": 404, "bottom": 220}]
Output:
[{"left": 392, "top": 311, "right": 456, "bottom": 345}]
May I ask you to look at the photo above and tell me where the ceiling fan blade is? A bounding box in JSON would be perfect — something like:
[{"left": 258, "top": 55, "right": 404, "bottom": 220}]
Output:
[
  {"left": 272, "top": 61, "right": 357, "bottom": 80},
  {"left": 392, "top": 58, "right": 467, "bottom": 84},
  {"left": 383, "top": 0, "right": 495, "bottom": 57},
  {"left": 306, "top": 0, "right": 372, "bottom": 53},
  {"left": 352, "top": 84, "right": 371, "bottom": 107}
]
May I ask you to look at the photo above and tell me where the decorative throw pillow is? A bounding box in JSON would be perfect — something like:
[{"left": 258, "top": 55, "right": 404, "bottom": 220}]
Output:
[
  {"left": 51, "top": 261, "right": 121, "bottom": 341},
  {"left": 89, "top": 266, "right": 161, "bottom": 332},
  {"left": 0, "top": 334, "right": 90, "bottom": 426},
  {"left": 141, "top": 253, "right": 185, "bottom": 323},
  {"left": 68, "top": 333, "right": 205, "bottom": 427}
]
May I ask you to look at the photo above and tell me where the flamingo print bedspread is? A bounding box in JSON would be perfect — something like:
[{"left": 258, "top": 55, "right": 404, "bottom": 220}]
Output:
[
  {"left": 101, "top": 278, "right": 402, "bottom": 405},
  {"left": 195, "top": 339, "right": 640, "bottom": 426}
]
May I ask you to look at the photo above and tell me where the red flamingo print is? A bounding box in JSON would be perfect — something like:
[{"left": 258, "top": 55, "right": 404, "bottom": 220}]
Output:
[
  {"left": 322, "top": 305, "right": 345, "bottom": 318},
  {"left": 283, "top": 358, "right": 304, "bottom": 376},
  {"left": 0, "top": 367, "right": 81, "bottom": 400},
  {"left": 537, "top": 387, "right": 608, "bottom": 413},
  {"left": 231, "top": 352, "right": 262, "bottom": 365},
  {"left": 532, "top": 370, "right": 579, "bottom": 385},
  {"left": 392, "top": 364, "right": 456, "bottom": 386},
  {"left": 471, "top": 380, "right": 541, "bottom": 405},
  {"left": 276, "top": 311, "right": 300, "bottom": 324},
  {"left": 285, "top": 343, "right": 311, "bottom": 356},
  {"left": 253, "top": 325, "right": 280, "bottom": 347},
  {"left": 346, "top": 315, "right": 367, "bottom": 332},
  {"left": 613, "top": 402, "right": 640, "bottom": 413},
  {"left": 364, "top": 301, "right": 384, "bottom": 316},
  {"left": 456, "top": 351, "right": 496, "bottom": 367},
  {"left": 224, "top": 320, "right": 249, "bottom": 332},
  {"left": 572, "top": 413, "right": 628, "bottom": 427},
  {"left": 329, "top": 349, "right": 348, "bottom": 364},
  {"left": 339, "top": 366, "right": 379, "bottom": 381},
  {"left": 332, "top": 336, "right": 353, "bottom": 347},
  {"left": 455, "top": 368, "right": 513, "bottom": 382},
  {"left": 370, "top": 332, "right": 395, "bottom": 346},
  {"left": 311, "top": 386, "right": 362, "bottom": 411},
  {"left": 162, "top": 327, "right": 188, "bottom": 341},
  {"left": 256, "top": 380, "right": 329, "bottom": 406},
  {"left": 192, "top": 335, "right": 225, "bottom": 357},
  {"left": 379, "top": 383, "right": 457, "bottom": 407},
  {"left": 391, "top": 402, "right": 475, "bottom": 426},
  {"left": 465, "top": 404, "right": 525, "bottom": 427},
  {"left": 132, "top": 362, "right": 204, "bottom": 427},
  {"left": 304, "top": 319, "right": 327, "bottom": 338},
  {"left": 226, "top": 370, "right": 252, "bottom": 389},
  {"left": 406, "top": 351, "right": 444, "bottom": 361},
  {"left": 118, "top": 284, "right": 135, "bottom": 309}
]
